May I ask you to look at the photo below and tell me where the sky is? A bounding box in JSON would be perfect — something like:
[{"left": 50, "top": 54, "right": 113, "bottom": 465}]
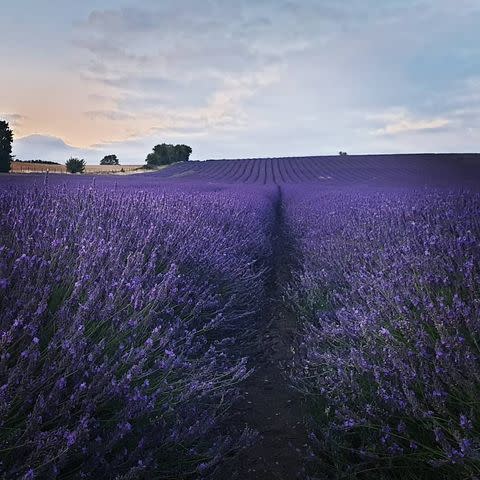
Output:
[{"left": 1, "top": 0, "right": 480, "bottom": 164}]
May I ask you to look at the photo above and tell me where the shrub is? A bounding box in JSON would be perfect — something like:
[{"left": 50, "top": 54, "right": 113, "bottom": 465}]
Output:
[{"left": 65, "top": 157, "right": 86, "bottom": 173}]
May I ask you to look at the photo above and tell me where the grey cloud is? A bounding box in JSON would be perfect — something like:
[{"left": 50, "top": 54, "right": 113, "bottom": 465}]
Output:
[
  {"left": 76, "top": 2, "right": 303, "bottom": 73},
  {"left": 2, "top": 113, "right": 26, "bottom": 121},
  {"left": 74, "top": 38, "right": 151, "bottom": 66},
  {"left": 84, "top": 110, "right": 135, "bottom": 121},
  {"left": 1, "top": 113, "right": 27, "bottom": 127},
  {"left": 13, "top": 134, "right": 101, "bottom": 163},
  {"left": 73, "top": 2, "right": 290, "bottom": 140},
  {"left": 101, "top": 75, "right": 178, "bottom": 92}
]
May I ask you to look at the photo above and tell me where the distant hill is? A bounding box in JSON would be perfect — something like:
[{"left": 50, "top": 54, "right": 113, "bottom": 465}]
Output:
[{"left": 151, "top": 153, "right": 480, "bottom": 187}]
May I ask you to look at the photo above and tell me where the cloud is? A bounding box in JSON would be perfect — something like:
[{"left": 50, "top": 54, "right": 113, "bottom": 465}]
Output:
[
  {"left": 74, "top": 1, "right": 473, "bottom": 144},
  {"left": 72, "top": 2, "right": 295, "bottom": 143},
  {"left": 378, "top": 118, "right": 450, "bottom": 135},
  {"left": 379, "top": 76, "right": 480, "bottom": 137},
  {"left": 13, "top": 134, "right": 100, "bottom": 162},
  {"left": 84, "top": 110, "right": 135, "bottom": 121},
  {"left": 1, "top": 113, "right": 27, "bottom": 128},
  {"left": 369, "top": 109, "right": 451, "bottom": 136}
]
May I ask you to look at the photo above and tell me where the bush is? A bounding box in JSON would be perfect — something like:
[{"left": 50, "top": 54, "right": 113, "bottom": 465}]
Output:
[
  {"left": 100, "top": 155, "right": 119, "bottom": 166},
  {"left": 66, "top": 157, "right": 86, "bottom": 174}
]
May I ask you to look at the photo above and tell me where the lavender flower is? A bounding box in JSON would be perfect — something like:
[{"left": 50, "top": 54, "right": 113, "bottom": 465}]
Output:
[{"left": 285, "top": 186, "right": 480, "bottom": 478}]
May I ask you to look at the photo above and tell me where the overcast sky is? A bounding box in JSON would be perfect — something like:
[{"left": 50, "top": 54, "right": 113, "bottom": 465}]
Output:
[{"left": 1, "top": 0, "right": 480, "bottom": 163}]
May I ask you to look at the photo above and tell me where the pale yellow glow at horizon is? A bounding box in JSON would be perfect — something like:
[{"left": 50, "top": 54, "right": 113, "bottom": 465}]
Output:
[{"left": 1, "top": 70, "right": 138, "bottom": 148}]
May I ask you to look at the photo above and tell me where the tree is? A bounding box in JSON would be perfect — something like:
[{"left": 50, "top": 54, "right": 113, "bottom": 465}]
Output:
[
  {"left": 0, "top": 120, "right": 13, "bottom": 173},
  {"left": 100, "top": 154, "right": 119, "bottom": 165},
  {"left": 146, "top": 143, "right": 192, "bottom": 167},
  {"left": 174, "top": 144, "right": 192, "bottom": 162},
  {"left": 339, "top": 151, "right": 348, "bottom": 156},
  {"left": 146, "top": 143, "right": 170, "bottom": 166},
  {"left": 66, "top": 157, "right": 86, "bottom": 173}
]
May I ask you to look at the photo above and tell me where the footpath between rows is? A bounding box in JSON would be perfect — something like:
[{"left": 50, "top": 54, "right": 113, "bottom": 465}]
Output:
[{"left": 214, "top": 186, "right": 309, "bottom": 480}]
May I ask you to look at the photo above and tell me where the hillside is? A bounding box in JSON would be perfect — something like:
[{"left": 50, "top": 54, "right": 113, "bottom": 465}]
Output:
[{"left": 154, "top": 154, "right": 480, "bottom": 187}]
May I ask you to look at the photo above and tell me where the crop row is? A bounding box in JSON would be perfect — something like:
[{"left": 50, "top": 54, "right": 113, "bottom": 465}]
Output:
[
  {"left": 284, "top": 186, "right": 480, "bottom": 478},
  {"left": 0, "top": 182, "right": 277, "bottom": 479},
  {"left": 1, "top": 167, "right": 479, "bottom": 478},
  {"left": 156, "top": 154, "right": 480, "bottom": 187}
]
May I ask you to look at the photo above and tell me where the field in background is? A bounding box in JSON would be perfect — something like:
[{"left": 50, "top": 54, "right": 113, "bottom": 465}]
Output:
[
  {"left": 11, "top": 162, "right": 144, "bottom": 174},
  {"left": 151, "top": 153, "right": 480, "bottom": 188}
]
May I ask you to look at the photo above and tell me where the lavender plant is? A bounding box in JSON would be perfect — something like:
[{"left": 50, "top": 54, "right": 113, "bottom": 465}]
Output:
[
  {"left": 2, "top": 155, "right": 478, "bottom": 479},
  {"left": 285, "top": 187, "right": 480, "bottom": 479},
  {"left": 0, "top": 181, "right": 275, "bottom": 479}
]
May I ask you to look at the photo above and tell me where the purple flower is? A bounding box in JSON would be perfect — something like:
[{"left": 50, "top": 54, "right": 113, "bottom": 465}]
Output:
[
  {"left": 343, "top": 418, "right": 355, "bottom": 429},
  {"left": 460, "top": 415, "right": 473, "bottom": 430},
  {"left": 66, "top": 431, "right": 77, "bottom": 447}
]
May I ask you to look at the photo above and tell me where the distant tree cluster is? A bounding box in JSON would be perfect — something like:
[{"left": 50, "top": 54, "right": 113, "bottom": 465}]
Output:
[
  {"left": 0, "top": 120, "right": 13, "bottom": 173},
  {"left": 16, "top": 159, "right": 61, "bottom": 165},
  {"left": 146, "top": 144, "right": 192, "bottom": 167},
  {"left": 339, "top": 151, "right": 348, "bottom": 156},
  {"left": 100, "top": 154, "right": 119, "bottom": 165},
  {"left": 65, "top": 157, "right": 86, "bottom": 173}
]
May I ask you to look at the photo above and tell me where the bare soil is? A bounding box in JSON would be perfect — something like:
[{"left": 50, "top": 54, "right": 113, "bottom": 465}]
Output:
[{"left": 214, "top": 187, "right": 309, "bottom": 480}]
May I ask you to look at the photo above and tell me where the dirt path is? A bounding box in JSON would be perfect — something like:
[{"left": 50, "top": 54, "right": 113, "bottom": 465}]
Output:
[{"left": 214, "top": 187, "right": 309, "bottom": 479}]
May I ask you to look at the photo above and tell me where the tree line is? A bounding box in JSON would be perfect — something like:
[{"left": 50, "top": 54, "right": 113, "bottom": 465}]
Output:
[{"left": 0, "top": 119, "right": 193, "bottom": 173}]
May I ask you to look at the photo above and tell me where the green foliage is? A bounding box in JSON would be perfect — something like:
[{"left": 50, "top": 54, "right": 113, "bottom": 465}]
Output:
[
  {"left": 65, "top": 157, "right": 86, "bottom": 174},
  {"left": 145, "top": 143, "right": 192, "bottom": 166},
  {"left": 16, "top": 159, "right": 60, "bottom": 165},
  {"left": 100, "top": 154, "right": 119, "bottom": 165},
  {"left": 0, "top": 120, "right": 13, "bottom": 173}
]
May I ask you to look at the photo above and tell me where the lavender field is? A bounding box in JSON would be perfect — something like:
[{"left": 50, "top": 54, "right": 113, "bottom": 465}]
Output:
[{"left": 1, "top": 154, "right": 480, "bottom": 479}]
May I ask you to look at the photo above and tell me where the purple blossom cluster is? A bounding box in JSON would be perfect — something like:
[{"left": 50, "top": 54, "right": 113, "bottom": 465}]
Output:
[
  {"left": 284, "top": 186, "right": 480, "bottom": 478},
  {"left": 0, "top": 179, "right": 276, "bottom": 478}
]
